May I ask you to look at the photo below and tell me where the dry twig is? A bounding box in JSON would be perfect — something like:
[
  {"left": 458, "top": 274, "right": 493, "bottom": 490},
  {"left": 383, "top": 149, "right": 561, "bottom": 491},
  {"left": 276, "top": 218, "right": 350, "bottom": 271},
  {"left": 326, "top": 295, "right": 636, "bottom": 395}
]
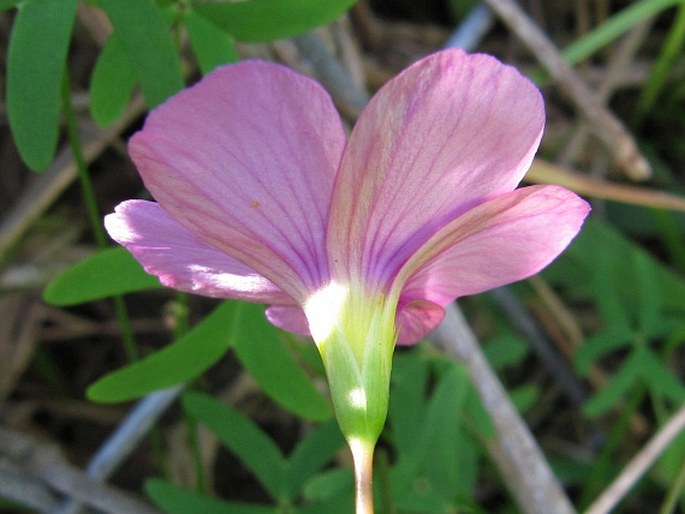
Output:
[
  {"left": 432, "top": 304, "right": 576, "bottom": 514},
  {"left": 526, "top": 159, "right": 685, "bottom": 211},
  {"left": 0, "top": 425, "right": 161, "bottom": 514},
  {"left": 54, "top": 386, "right": 184, "bottom": 514},
  {"left": 558, "top": 20, "right": 653, "bottom": 167},
  {"left": 0, "top": 97, "right": 146, "bottom": 261},
  {"left": 585, "top": 403, "right": 685, "bottom": 514},
  {"left": 481, "top": 0, "right": 651, "bottom": 180}
]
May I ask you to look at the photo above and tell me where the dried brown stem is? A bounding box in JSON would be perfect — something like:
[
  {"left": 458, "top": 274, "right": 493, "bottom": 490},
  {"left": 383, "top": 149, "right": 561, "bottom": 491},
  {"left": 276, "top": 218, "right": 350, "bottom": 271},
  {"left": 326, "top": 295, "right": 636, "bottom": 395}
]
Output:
[
  {"left": 481, "top": 0, "right": 651, "bottom": 180},
  {"left": 526, "top": 159, "right": 685, "bottom": 212},
  {"left": 432, "top": 304, "right": 576, "bottom": 514},
  {"left": 0, "top": 97, "right": 146, "bottom": 260},
  {"left": 0, "top": 425, "right": 160, "bottom": 514},
  {"left": 559, "top": 20, "right": 653, "bottom": 167},
  {"left": 585, "top": 403, "right": 685, "bottom": 514}
]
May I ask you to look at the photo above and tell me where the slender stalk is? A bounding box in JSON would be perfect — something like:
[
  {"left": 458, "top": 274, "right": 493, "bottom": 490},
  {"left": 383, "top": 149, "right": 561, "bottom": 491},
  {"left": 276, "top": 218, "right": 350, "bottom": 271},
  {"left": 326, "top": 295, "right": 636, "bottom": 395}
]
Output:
[
  {"left": 377, "top": 448, "right": 397, "bottom": 514},
  {"left": 660, "top": 456, "right": 685, "bottom": 514},
  {"left": 349, "top": 438, "right": 375, "bottom": 514},
  {"left": 586, "top": 402, "right": 685, "bottom": 514},
  {"left": 433, "top": 305, "right": 575, "bottom": 514},
  {"left": 61, "top": 74, "right": 138, "bottom": 361},
  {"left": 634, "top": 1, "right": 685, "bottom": 126}
]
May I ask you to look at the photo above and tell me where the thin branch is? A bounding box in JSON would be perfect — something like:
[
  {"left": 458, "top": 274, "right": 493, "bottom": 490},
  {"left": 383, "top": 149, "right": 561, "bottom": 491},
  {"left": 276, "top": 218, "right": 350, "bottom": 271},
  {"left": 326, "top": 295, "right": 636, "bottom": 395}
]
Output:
[
  {"left": 293, "top": 31, "right": 370, "bottom": 118},
  {"left": 559, "top": 20, "right": 653, "bottom": 167},
  {"left": 526, "top": 159, "right": 685, "bottom": 212},
  {"left": 0, "top": 96, "right": 146, "bottom": 261},
  {"left": 432, "top": 304, "right": 576, "bottom": 514},
  {"left": 0, "top": 465, "right": 59, "bottom": 513},
  {"left": 481, "top": 0, "right": 651, "bottom": 181},
  {"left": 584, "top": 403, "right": 685, "bottom": 514},
  {"left": 489, "top": 287, "right": 587, "bottom": 407},
  {"left": 444, "top": 4, "right": 495, "bottom": 51},
  {"left": 54, "top": 385, "right": 184, "bottom": 514},
  {"left": 0, "top": 425, "right": 161, "bottom": 514}
]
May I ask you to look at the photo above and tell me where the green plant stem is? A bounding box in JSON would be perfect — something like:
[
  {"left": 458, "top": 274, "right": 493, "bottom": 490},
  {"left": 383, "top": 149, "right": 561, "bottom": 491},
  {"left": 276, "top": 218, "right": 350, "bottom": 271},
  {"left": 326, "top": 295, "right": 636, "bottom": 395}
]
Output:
[
  {"left": 651, "top": 209, "right": 685, "bottom": 275},
  {"left": 634, "top": 1, "right": 685, "bottom": 126},
  {"left": 32, "top": 346, "right": 71, "bottom": 396},
  {"left": 376, "top": 448, "right": 396, "bottom": 514},
  {"left": 170, "top": 295, "right": 207, "bottom": 495},
  {"left": 350, "top": 438, "right": 375, "bottom": 514},
  {"left": 580, "top": 386, "right": 645, "bottom": 509},
  {"left": 654, "top": 385, "right": 685, "bottom": 514},
  {"left": 172, "top": 292, "right": 190, "bottom": 338},
  {"left": 61, "top": 77, "right": 105, "bottom": 249},
  {"left": 61, "top": 74, "right": 138, "bottom": 361},
  {"left": 660, "top": 456, "right": 685, "bottom": 514},
  {"left": 184, "top": 413, "right": 207, "bottom": 494}
]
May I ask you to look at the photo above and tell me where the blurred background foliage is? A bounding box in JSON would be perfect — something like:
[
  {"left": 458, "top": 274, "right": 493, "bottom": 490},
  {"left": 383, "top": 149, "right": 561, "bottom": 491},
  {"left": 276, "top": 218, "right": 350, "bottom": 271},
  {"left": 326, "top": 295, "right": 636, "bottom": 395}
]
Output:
[{"left": 2, "top": 0, "right": 685, "bottom": 513}]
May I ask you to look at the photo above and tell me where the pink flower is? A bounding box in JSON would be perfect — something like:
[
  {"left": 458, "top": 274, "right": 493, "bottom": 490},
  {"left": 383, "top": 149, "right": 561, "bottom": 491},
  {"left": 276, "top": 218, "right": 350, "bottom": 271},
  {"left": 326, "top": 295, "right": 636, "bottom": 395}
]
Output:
[
  {"left": 105, "top": 49, "right": 588, "bottom": 346},
  {"left": 105, "top": 50, "right": 589, "bottom": 465}
]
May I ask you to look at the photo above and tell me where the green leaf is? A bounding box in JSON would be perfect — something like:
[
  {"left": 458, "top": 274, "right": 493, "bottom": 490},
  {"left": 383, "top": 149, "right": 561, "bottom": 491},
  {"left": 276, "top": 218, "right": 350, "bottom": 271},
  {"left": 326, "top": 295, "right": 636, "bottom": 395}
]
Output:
[
  {"left": 0, "top": 1, "right": 20, "bottom": 10},
  {"left": 581, "top": 347, "right": 685, "bottom": 418},
  {"left": 146, "top": 478, "right": 278, "bottom": 514},
  {"left": 637, "top": 347, "right": 685, "bottom": 403},
  {"left": 184, "top": 11, "right": 239, "bottom": 74},
  {"left": 583, "top": 350, "right": 642, "bottom": 417},
  {"left": 233, "top": 305, "right": 330, "bottom": 421},
  {"left": 183, "top": 391, "right": 287, "bottom": 501},
  {"left": 482, "top": 334, "right": 530, "bottom": 370},
  {"left": 295, "top": 494, "right": 355, "bottom": 514},
  {"left": 391, "top": 477, "right": 455, "bottom": 514},
  {"left": 302, "top": 468, "right": 353, "bottom": 503},
  {"left": 285, "top": 419, "right": 345, "bottom": 498},
  {"left": 463, "top": 383, "right": 494, "bottom": 439},
  {"left": 44, "top": 247, "right": 161, "bottom": 306},
  {"left": 194, "top": 0, "right": 357, "bottom": 42},
  {"left": 544, "top": 219, "right": 685, "bottom": 315},
  {"left": 89, "top": 35, "right": 137, "bottom": 126},
  {"left": 388, "top": 350, "right": 430, "bottom": 457},
  {"left": 87, "top": 301, "right": 239, "bottom": 402},
  {"left": 574, "top": 327, "right": 633, "bottom": 374},
  {"left": 420, "top": 364, "right": 474, "bottom": 500},
  {"left": 562, "top": 0, "right": 682, "bottom": 64},
  {"left": 509, "top": 384, "right": 540, "bottom": 413},
  {"left": 99, "top": 0, "right": 184, "bottom": 107},
  {"left": 632, "top": 249, "right": 661, "bottom": 334},
  {"left": 7, "top": 0, "right": 78, "bottom": 171},
  {"left": 591, "top": 235, "right": 633, "bottom": 331},
  {"left": 635, "top": 4, "right": 685, "bottom": 122}
]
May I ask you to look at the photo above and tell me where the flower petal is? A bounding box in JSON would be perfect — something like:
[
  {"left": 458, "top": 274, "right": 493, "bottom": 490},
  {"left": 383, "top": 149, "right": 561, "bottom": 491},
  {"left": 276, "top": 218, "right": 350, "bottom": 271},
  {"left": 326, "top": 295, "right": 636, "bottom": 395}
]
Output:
[
  {"left": 105, "top": 200, "right": 292, "bottom": 303},
  {"left": 265, "top": 296, "right": 447, "bottom": 346},
  {"left": 129, "top": 61, "right": 346, "bottom": 302},
  {"left": 265, "top": 304, "right": 310, "bottom": 336},
  {"left": 396, "top": 299, "right": 444, "bottom": 345},
  {"left": 396, "top": 185, "right": 590, "bottom": 311},
  {"left": 327, "top": 49, "right": 545, "bottom": 289}
]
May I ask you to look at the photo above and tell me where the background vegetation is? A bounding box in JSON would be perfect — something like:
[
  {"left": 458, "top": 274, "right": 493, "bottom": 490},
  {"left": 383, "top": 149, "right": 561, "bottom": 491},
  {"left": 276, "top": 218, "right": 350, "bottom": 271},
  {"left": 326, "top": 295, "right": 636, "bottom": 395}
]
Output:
[{"left": 2, "top": 0, "right": 685, "bottom": 512}]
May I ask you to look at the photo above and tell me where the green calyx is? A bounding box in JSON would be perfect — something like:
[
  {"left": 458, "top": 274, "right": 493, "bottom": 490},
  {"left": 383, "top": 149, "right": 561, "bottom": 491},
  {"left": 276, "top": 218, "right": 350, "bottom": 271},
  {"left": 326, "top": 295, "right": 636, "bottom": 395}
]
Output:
[{"left": 304, "top": 282, "right": 397, "bottom": 445}]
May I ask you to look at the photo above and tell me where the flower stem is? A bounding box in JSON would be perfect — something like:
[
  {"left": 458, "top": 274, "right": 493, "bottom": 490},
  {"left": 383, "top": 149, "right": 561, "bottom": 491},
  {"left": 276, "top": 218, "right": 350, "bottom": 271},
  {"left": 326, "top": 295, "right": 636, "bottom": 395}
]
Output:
[
  {"left": 61, "top": 73, "right": 138, "bottom": 361},
  {"left": 349, "top": 438, "right": 375, "bottom": 514}
]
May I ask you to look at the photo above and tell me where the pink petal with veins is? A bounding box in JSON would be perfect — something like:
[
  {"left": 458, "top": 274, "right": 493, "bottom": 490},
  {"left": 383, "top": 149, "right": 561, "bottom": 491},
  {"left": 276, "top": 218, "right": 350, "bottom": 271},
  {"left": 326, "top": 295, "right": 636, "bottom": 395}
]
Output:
[
  {"left": 105, "top": 200, "right": 292, "bottom": 303},
  {"left": 265, "top": 304, "right": 311, "bottom": 336},
  {"left": 128, "top": 61, "right": 346, "bottom": 302},
  {"left": 328, "top": 49, "right": 545, "bottom": 290},
  {"left": 106, "top": 51, "right": 589, "bottom": 347},
  {"left": 394, "top": 185, "right": 590, "bottom": 343}
]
